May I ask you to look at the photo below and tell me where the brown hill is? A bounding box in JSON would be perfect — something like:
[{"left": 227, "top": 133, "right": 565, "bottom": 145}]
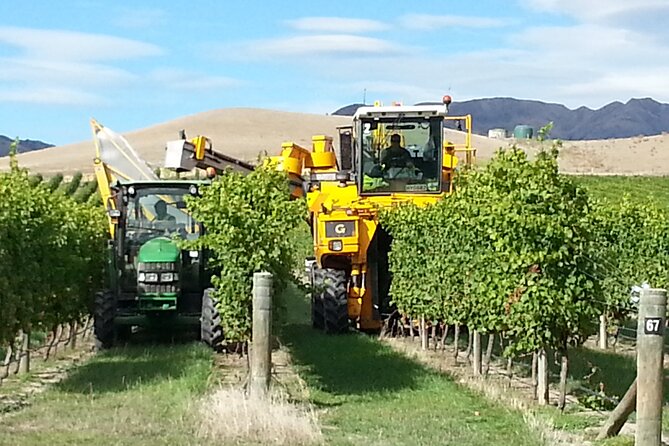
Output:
[
  {"left": 1, "top": 108, "right": 667, "bottom": 176},
  {"left": 0, "top": 108, "right": 350, "bottom": 175}
]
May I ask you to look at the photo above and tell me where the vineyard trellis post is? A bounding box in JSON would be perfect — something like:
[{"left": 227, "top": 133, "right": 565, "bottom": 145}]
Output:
[
  {"left": 636, "top": 288, "right": 666, "bottom": 446},
  {"left": 599, "top": 314, "right": 608, "bottom": 349},
  {"left": 17, "top": 332, "right": 30, "bottom": 374},
  {"left": 472, "top": 330, "right": 482, "bottom": 376},
  {"left": 537, "top": 349, "right": 549, "bottom": 405},
  {"left": 249, "top": 272, "right": 273, "bottom": 399}
]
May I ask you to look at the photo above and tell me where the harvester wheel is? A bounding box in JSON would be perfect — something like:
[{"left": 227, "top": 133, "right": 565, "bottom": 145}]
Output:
[
  {"left": 320, "top": 269, "right": 349, "bottom": 334},
  {"left": 201, "top": 288, "right": 224, "bottom": 351},
  {"left": 94, "top": 290, "right": 115, "bottom": 350},
  {"left": 311, "top": 268, "right": 325, "bottom": 330}
]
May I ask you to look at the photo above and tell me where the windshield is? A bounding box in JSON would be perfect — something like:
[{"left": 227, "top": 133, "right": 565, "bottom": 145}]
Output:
[
  {"left": 124, "top": 186, "right": 201, "bottom": 244},
  {"left": 359, "top": 116, "right": 442, "bottom": 193}
]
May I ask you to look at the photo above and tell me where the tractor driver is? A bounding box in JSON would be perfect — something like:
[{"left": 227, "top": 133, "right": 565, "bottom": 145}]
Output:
[
  {"left": 154, "top": 199, "right": 176, "bottom": 222},
  {"left": 381, "top": 134, "right": 414, "bottom": 170}
]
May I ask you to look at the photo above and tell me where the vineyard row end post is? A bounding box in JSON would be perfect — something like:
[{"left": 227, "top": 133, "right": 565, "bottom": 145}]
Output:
[
  {"left": 636, "top": 288, "right": 666, "bottom": 446},
  {"left": 249, "top": 271, "right": 273, "bottom": 399}
]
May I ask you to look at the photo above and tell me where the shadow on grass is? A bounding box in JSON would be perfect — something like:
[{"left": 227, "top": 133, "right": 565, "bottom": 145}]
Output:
[
  {"left": 281, "top": 324, "right": 426, "bottom": 396},
  {"left": 58, "top": 343, "right": 210, "bottom": 394},
  {"left": 553, "top": 346, "right": 669, "bottom": 403}
]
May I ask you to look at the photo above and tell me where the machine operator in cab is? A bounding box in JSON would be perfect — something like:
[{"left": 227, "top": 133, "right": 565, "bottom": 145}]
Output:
[
  {"left": 381, "top": 133, "right": 414, "bottom": 170},
  {"left": 154, "top": 199, "right": 176, "bottom": 222}
]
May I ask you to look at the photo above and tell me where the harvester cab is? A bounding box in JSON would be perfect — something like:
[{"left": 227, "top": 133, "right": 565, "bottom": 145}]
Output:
[
  {"left": 274, "top": 97, "right": 476, "bottom": 334},
  {"left": 354, "top": 103, "right": 448, "bottom": 194},
  {"left": 90, "top": 119, "right": 248, "bottom": 349}
]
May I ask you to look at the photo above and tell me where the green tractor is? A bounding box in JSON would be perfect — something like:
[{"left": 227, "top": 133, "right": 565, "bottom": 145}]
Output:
[{"left": 93, "top": 180, "right": 223, "bottom": 349}]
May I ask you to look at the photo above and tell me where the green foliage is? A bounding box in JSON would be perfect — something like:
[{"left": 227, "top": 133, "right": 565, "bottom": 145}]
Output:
[
  {"left": 589, "top": 196, "right": 669, "bottom": 321},
  {"left": 72, "top": 180, "right": 99, "bottom": 203},
  {"left": 0, "top": 167, "right": 106, "bottom": 346},
  {"left": 9, "top": 138, "right": 19, "bottom": 172},
  {"left": 45, "top": 173, "right": 63, "bottom": 192},
  {"left": 382, "top": 144, "right": 605, "bottom": 356},
  {"left": 184, "top": 165, "right": 306, "bottom": 341},
  {"left": 27, "top": 173, "right": 43, "bottom": 187},
  {"left": 60, "top": 172, "right": 83, "bottom": 196}
]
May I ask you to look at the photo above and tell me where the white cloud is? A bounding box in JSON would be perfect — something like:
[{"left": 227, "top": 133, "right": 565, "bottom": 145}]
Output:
[
  {"left": 0, "top": 58, "right": 136, "bottom": 87},
  {"left": 399, "top": 14, "right": 510, "bottom": 30},
  {"left": 113, "top": 8, "right": 169, "bottom": 29},
  {"left": 0, "top": 26, "right": 163, "bottom": 62},
  {"left": 286, "top": 17, "right": 388, "bottom": 33},
  {"left": 235, "top": 34, "right": 407, "bottom": 58},
  {"left": 0, "top": 26, "right": 163, "bottom": 106},
  {"left": 0, "top": 87, "right": 105, "bottom": 106},
  {"left": 347, "top": 81, "right": 446, "bottom": 103},
  {"left": 525, "top": 0, "right": 669, "bottom": 21},
  {"left": 148, "top": 68, "right": 242, "bottom": 90}
]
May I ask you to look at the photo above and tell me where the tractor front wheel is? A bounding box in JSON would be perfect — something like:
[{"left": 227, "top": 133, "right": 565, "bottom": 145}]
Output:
[
  {"left": 315, "top": 268, "right": 349, "bottom": 334},
  {"left": 200, "top": 288, "right": 224, "bottom": 351},
  {"left": 311, "top": 268, "right": 325, "bottom": 330},
  {"left": 94, "top": 290, "right": 115, "bottom": 350}
]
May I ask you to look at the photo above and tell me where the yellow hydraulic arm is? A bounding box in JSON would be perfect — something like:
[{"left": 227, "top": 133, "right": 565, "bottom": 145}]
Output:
[
  {"left": 163, "top": 134, "right": 254, "bottom": 174},
  {"left": 90, "top": 118, "right": 159, "bottom": 236}
]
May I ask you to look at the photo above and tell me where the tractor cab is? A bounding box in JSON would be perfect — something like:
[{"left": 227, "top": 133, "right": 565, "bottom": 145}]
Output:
[
  {"left": 98, "top": 179, "right": 213, "bottom": 346},
  {"left": 112, "top": 181, "right": 206, "bottom": 308}
]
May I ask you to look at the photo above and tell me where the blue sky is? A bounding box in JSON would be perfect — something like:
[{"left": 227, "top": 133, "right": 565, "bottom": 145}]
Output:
[{"left": 1, "top": 0, "right": 668, "bottom": 145}]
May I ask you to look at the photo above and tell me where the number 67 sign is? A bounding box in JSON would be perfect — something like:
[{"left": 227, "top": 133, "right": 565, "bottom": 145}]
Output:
[{"left": 643, "top": 317, "right": 664, "bottom": 335}]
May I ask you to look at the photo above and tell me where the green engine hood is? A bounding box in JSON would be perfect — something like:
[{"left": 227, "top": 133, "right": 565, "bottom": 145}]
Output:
[{"left": 137, "top": 237, "right": 180, "bottom": 263}]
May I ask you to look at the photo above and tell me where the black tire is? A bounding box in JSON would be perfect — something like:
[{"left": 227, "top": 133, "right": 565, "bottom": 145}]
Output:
[
  {"left": 311, "top": 268, "right": 325, "bottom": 330},
  {"left": 94, "top": 290, "right": 115, "bottom": 350},
  {"left": 316, "top": 268, "right": 349, "bottom": 334},
  {"left": 200, "top": 288, "right": 224, "bottom": 351}
]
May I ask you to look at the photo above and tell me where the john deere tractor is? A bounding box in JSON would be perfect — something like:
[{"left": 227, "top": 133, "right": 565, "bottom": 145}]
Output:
[
  {"left": 93, "top": 180, "right": 225, "bottom": 348},
  {"left": 90, "top": 119, "right": 253, "bottom": 349}
]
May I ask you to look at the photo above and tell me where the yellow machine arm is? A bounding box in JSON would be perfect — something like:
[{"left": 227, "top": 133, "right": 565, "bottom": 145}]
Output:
[
  {"left": 269, "top": 135, "right": 338, "bottom": 199},
  {"left": 91, "top": 118, "right": 160, "bottom": 236},
  {"left": 163, "top": 134, "right": 254, "bottom": 174}
]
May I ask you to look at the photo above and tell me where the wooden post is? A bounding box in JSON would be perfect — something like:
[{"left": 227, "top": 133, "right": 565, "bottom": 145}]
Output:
[
  {"left": 18, "top": 332, "right": 30, "bottom": 374},
  {"left": 557, "top": 348, "right": 569, "bottom": 410},
  {"left": 483, "top": 333, "right": 495, "bottom": 377},
  {"left": 69, "top": 321, "right": 78, "bottom": 350},
  {"left": 636, "top": 288, "right": 666, "bottom": 446},
  {"left": 249, "top": 272, "right": 272, "bottom": 399},
  {"left": 531, "top": 351, "right": 538, "bottom": 400},
  {"left": 1, "top": 345, "right": 12, "bottom": 382},
  {"left": 452, "top": 325, "right": 460, "bottom": 360},
  {"left": 599, "top": 314, "right": 608, "bottom": 350},
  {"left": 597, "top": 378, "right": 637, "bottom": 440},
  {"left": 420, "top": 316, "right": 428, "bottom": 350},
  {"left": 472, "top": 330, "right": 482, "bottom": 375},
  {"left": 537, "top": 348, "right": 549, "bottom": 405}
]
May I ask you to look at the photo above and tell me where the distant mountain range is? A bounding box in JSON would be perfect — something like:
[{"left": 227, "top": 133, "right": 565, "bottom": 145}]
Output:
[
  {"left": 333, "top": 97, "right": 669, "bottom": 140},
  {"left": 0, "top": 136, "right": 53, "bottom": 156}
]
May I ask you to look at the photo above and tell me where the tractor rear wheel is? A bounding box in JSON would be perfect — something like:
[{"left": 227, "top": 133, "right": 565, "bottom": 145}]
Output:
[
  {"left": 318, "top": 268, "right": 349, "bottom": 334},
  {"left": 311, "top": 268, "right": 325, "bottom": 330},
  {"left": 200, "top": 288, "right": 224, "bottom": 351},
  {"left": 94, "top": 290, "right": 115, "bottom": 350}
]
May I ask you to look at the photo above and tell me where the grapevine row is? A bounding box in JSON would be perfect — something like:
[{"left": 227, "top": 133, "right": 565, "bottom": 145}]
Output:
[
  {"left": 0, "top": 144, "right": 107, "bottom": 353},
  {"left": 381, "top": 141, "right": 669, "bottom": 402}
]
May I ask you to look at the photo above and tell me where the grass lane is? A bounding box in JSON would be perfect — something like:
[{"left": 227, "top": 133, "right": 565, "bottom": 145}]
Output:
[
  {"left": 0, "top": 343, "right": 212, "bottom": 446},
  {"left": 572, "top": 175, "right": 669, "bottom": 208},
  {"left": 282, "top": 323, "right": 542, "bottom": 446}
]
